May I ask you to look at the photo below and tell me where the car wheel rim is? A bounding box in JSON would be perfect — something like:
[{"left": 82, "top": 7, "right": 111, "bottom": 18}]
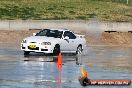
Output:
[{"left": 77, "top": 46, "right": 82, "bottom": 54}]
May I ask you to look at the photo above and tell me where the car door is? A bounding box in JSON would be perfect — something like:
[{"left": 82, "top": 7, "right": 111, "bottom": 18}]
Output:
[{"left": 61, "top": 31, "right": 77, "bottom": 52}]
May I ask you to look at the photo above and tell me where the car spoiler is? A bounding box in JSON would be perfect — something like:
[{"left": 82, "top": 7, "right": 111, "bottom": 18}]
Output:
[{"left": 75, "top": 34, "right": 85, "bottom": 38}]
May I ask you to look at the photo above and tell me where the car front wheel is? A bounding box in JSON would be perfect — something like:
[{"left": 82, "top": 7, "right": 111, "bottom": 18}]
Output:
[{"left": 53, "top": 44, "right": 60, "bottom": 56}]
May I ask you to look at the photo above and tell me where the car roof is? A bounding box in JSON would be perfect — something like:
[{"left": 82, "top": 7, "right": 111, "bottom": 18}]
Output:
[{"left": 42, "top": 29, "right": 69, "bottom": 32}]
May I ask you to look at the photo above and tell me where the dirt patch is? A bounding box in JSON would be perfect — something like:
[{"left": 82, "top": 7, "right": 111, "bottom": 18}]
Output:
[
  {"left": 101, "top": 32, "right": 132, "bottom": 46},
  {"left": 0, "top": 30, "right": 39, "bottom": 47},
  {"left": 0, "top": 30, "right": 132, "bottom": 47}
]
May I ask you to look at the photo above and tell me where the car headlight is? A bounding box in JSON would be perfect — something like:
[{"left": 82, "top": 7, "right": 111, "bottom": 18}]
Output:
[
  {"left": 41, "top": 42, "right": 51, "bottom": 45},
  {"left": 22, "top": 40, "right": 27, "bottom": 43}
]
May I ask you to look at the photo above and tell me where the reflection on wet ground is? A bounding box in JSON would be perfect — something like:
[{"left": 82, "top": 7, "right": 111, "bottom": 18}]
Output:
[{"left": 0, "top": 46, "right": 132, "bottom": 88}]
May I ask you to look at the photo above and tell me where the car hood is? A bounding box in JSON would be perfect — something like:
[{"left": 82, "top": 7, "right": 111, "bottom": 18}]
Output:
[{"left": 24, "top": 36, "right": 58, "bottom": 43}]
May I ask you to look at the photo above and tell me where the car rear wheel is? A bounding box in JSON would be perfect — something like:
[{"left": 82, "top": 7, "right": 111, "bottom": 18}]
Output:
[
  {"left": 53, "top": 44, "right": 60, "bottom": 56},
  {"left": 24, "top": 51, "right": 30, "bottom": 55},
  {"left": 76, "top": 45, "right": 82, "bottom": 55}
]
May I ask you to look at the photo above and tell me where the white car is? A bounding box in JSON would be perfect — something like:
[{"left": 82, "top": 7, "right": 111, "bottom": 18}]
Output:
[{"left": 21, "top": 29, "right": 86, "bottom": 55}]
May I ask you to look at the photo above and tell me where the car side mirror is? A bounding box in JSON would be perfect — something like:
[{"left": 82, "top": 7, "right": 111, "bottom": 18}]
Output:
[
  {"left": 64, "top": 36, "right": 69, "bottom": 40},
  {"left": 33, "top": 33, "right": 36, "bottom": 36}
]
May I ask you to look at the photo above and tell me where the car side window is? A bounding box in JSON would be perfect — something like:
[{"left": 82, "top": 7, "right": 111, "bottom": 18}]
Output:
[{"left": 64, "top": 31, "right": 76, "bottom": 39}]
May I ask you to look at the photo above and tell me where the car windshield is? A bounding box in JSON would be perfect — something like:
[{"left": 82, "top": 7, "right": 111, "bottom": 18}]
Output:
[{"left": 36, "top": 29, "right": 63, "bottom": 38}]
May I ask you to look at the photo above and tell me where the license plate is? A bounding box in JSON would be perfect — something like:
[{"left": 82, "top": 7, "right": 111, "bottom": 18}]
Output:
[{"left": 29, "top": 45, "right": 36, "bottom": 48}]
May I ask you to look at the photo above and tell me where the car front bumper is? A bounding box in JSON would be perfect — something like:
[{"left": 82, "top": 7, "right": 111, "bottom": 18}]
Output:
[{"left": 21, "top": 43, "right": 54, "bottom": 53}]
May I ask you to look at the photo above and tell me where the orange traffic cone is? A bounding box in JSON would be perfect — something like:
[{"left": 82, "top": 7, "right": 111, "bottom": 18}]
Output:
[
  {"left": 81, "top": 67, "right": 88, "bottom": 78},
  {"left": 58, "top": 53, "right": 62, "bottom": 65},
  {"left": 57, "top": 53, "right": 63, "bottom": 70}
]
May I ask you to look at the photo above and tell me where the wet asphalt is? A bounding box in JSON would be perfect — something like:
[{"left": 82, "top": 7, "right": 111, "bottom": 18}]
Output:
[{"left": 0, "top": 46, "right": 132, "bottom": 88}]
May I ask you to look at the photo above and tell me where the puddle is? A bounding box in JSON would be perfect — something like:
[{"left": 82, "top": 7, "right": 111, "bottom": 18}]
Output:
[{"left": 0, "top": 46, "right": 132, "bottom": 88}]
